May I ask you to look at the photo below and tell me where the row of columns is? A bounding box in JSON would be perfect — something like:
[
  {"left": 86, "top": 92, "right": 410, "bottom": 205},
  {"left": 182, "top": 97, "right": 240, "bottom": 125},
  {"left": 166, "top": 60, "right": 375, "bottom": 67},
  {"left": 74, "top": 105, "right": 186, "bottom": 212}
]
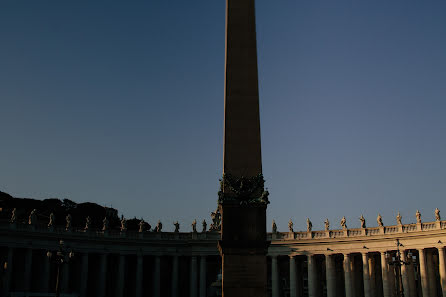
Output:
[
  {"left": 271, "top": 247, "right": 446, "bottom": 297},
  {"left": 1, "top": 247, "right": 208, "bottom": 297}
]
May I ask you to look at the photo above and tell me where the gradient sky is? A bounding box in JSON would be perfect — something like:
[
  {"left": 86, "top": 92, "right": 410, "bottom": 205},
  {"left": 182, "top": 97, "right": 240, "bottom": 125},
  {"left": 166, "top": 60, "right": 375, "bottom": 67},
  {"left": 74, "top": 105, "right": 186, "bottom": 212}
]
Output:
[{"left": 1, "top": 1, "right": 446, "bottom": 232}]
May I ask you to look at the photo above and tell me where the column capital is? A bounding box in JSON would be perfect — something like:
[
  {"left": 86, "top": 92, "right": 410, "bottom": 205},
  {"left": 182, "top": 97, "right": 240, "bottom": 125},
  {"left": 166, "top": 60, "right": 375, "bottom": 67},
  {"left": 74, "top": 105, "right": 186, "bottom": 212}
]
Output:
[{"left": 438, "top": 246, "right": 445, "bottom": 251}]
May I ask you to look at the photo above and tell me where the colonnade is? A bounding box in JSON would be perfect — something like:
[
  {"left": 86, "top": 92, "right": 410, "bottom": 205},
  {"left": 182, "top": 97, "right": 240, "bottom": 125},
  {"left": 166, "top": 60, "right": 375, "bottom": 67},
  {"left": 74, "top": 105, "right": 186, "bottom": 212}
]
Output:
[{"left": 270, "top": 247, "right": 446, "bottom": 297}]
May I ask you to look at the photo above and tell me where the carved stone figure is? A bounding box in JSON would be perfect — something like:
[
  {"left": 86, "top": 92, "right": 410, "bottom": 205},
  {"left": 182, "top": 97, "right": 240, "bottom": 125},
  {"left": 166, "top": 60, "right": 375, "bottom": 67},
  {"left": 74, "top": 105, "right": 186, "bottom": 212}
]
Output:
[
  {"left": 210, "top": 207, "right": 221, "bottom": 231},
  {"left": 85, "top": 216, "right": 91, "bottom": 230},
  {"left": 10, "top": 208, "right": 17, "bottom": 223},
  {"left": 359, "top": 215, "right": 366, "bottom": 228},
  {"left": 377, "top": 214, "right": 383, "bottom": 227},
  {"left": 202, "top": 220, "right": 207, "bottom": 233},
  {"left": 66, "top": 214, "right": 72, "bottom": 230},
  {"left": 48, "top": 213, "right": 55, "bottom": 227},
  {"left": 139, "top": 218, "right": 145, "bottom": 233},
  {"left": 396, "top": 212, "right": 402, "bottom": 225},
  {"left": 102, "top": 217, "right": 109, "bottom": 231},
  {"left": 416, "top": 210, "right": 422, "bottom": 224},
  {"left": 340, "top": 216, "right": 347, "bottom": 230},
  {"left": 272, "top": 220, "right": 277, "bottom": 233},
  {"left": 324, "top": 219, "right": 330, "bottom": 231},
  {"left": 435, "top": 208, "right": 441, "bottom": 221},
  {"left": 28, "top": 209, "right": 37, "bottom": 225},
  {"left": 306, "top": 218, "right": 312, "bottom": 232},
  {"left": 120, "top": 216, "right": 127, "bottom": 232},
  {"left": 288, "top": 219, "right": 294, "bottom": 232},
  {"left": 174, "top": 221, "right": 180, "bottom": 233},
  {"left": 155, "top": 220, "right": 162, "bottom": 232}
]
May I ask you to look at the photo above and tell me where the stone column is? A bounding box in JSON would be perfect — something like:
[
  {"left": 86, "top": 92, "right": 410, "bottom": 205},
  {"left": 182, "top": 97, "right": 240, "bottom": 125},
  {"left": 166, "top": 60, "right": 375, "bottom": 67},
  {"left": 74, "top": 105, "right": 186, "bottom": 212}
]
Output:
[
  {"left": 61, "top": 262, "right": 70, "bottom": 293},
  {"left": 427, "top": 250, "right": 436, "bottom": 297},
  {"left": 172, "top": 255, "right": 179, "bottom": 297},
  {"left": 289, "top": 256, "right": 297, "bottom": 297},
  {"left": 362, "top": 252, "right": 371, "bottom": 297},
  {"left": 98, "top": 253, "right": 107, "bottom": 297},
  {"left": 24, "top": 248, "right": 33, "bottom": 292},
  {"left": 42, "top": 250, "right": 50, "bottom": 293},
  {"left": 135, "top": 254, "right": 143, "bottom": 297},
  {"left": 400, "top": 251, "right": 410, "bottom": 297},
  {"left": 117, "top": 255, "right": 126, "bottom": 297},
  {"left": 2, "top": 247, "right": 13, "bottom": 297},
  {"left": 344, "top": 254, "right": 353, "bottom": 297},
  {"left": 200, "top": 256, "right": 207, "bottom": 297},
  {"left": 308, "top": 255, "right": 316, "bottom": 297},
  {"left": 190, "top": 256, "right": 198, "bottom": 297},
  {"left": 326, "top": 254, "right": 336, "bottom": 297},
  {"left": 381, "top": 252, "right": 391, "bottom": 297},
  {"left": 418, "top": 248, "right": 429, "bottom": 297},
  {"left": 438, "top": 247, "right": 446, "bottom": 297},
  {"left": 80, "top": 253, "right": 89, "bottom": 297},
  {"left": 154, "top": 256, "right": 161, "bottom": 297},
  {"left": 407, "top": 256, "right": 417, "bottom": 297},
  {"left": 271, "top": 256, "right": 279, "bottom": 297}
]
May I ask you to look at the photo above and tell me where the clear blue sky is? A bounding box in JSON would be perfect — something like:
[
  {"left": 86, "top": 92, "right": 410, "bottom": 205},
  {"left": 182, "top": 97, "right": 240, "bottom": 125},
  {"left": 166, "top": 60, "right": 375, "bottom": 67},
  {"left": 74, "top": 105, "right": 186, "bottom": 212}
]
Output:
[{"left": 1, "top": 1, "right": 445, "bottom": 232}]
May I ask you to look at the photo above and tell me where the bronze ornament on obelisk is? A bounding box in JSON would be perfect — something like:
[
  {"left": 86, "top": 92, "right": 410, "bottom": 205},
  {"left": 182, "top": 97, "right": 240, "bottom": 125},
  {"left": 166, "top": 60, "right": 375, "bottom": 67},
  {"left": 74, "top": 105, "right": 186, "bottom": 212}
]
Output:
[{"left": 217, "top": 0, "right": 270, "bottom": 296}]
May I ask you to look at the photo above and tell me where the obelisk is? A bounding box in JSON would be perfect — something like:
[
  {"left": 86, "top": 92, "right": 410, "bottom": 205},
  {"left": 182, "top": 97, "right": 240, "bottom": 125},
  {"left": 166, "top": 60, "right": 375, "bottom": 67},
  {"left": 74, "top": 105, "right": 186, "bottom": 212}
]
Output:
[{"left": 218, "top": 0, "right": 269, "bottom": 296}]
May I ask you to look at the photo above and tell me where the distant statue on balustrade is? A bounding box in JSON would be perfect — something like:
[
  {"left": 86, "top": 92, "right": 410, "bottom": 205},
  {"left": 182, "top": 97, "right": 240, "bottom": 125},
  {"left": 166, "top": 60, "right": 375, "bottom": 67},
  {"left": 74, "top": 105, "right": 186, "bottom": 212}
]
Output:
[
  {"left": 396, "top": 212, "right": 402, "bottom": 225},
  {"left": 66, "top": 214, "right": 72, "bottom": 231},
  {"left": 10, "top": 208, "right": 17, "bottom": 223},
  {"left": 416, "top": 210, "right": 422, "bottom": 224},
  {"left": 272, "top": 220, "right": 277, "bottom": 233},
  {"left": 155, "top": 220, "right": 162, "bottom": 232},
  {"left": 359, "top": 215, "right": 366, "bottom": 228},
  {"left": 28, "top": 209, "right": 37, "bottom": 225},
  {"left": 139, "top": 218, "right": 145, "bottom": 233},
  {"left": 435, "top": 208, "right": 441, "bottom": 221},
  {"left": 202, "top": 220, "right": 207, "bottom": 233},
  {"left": 306, "top": 218, "right": 312, "bottom": 232},
  {"left": 324, "top": 219, "right": 330, "bottom": 231},
  {"left": 288, "top": 219, "right": 294, "bottom": 232},
  {"left": 192, "top": 219, "right": 197, "bottom": 233},
  {"left": 340, "top": 216, "right": 347, "bottom": 230},
  {"left": 120, "top": 216, "right": 127, "bottom": 232},
  {"left": 174, "top": 221, "right": 180, "bottom": 233},
  {"left": 48, "top": 213, "right": 55, "bottom": 228},
  {"left": 85, "top": 216, "right": 91, "bottom": 230},
  {"left": 102, "top": 217, "right": 109, "bottom": 231},
  {"left": 377, "top": 214, "right": 383, "bottom": 227}
]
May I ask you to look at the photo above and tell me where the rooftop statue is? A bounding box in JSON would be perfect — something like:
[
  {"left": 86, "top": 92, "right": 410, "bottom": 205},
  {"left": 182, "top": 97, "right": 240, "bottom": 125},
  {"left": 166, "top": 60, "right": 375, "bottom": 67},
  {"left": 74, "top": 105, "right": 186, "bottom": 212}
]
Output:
[
  {"left": 139, "top": 218, "right": 145, "bottom": 233},
  {"left": 120, "top": 216, "right": 127, "bottom": 232},
  {"left": 10, "top": 208, "right": 17, "bottom": 223},
  {"left": 324, "top": 219, "right": 330, "bottom": 231},
  {"left": 306, "top": 218, "right": 312, "bottom": 232},
  {"left": 102, "top": 217, "right": 109, "bottom": 231},
  {"left": 416, "top": 210, "right": 422, "bottom": 224},
  {"left": 48, "top": 213, "right": 55, "bottom": 227},
  {"left": 377, "top": 214, "right": 383, "bottom": 227},
  {"left": 155, "top": 220, "right": 162, "bottom": 232},
  {"left": 288, "top": 219, "right": 294, "bottom": 232},
  {"left": 174, "top": 221, "right": 180, "bottom": 233},
  {"left": 192, "top": 219, "right": 197, "bottom": 233},
  {"left": 66, "top": 214, "right": 72, "bottom": 231},
  {"left": 85, "top": 216, "right": 91, "bottom": 230},
  {"left": 202, "top": 220, "right": 207, "bottom": 233},
  {"left": 272, "top": 220, "right": 277, "bottom": 233},
  {"left": 396, "top": 212, "right": 402, "bottom": 225},
  {"left": 340, "top": 216, "right": 347, "bottom": 230},
  {"left": 28, "top": 209, "right": 37, "bottom": 225},
  {"left": 359, "top": 215, "right": 366, "bottom": 228},
  {"left": 435, "top": 208, "right": 441, "bottom": 221}
]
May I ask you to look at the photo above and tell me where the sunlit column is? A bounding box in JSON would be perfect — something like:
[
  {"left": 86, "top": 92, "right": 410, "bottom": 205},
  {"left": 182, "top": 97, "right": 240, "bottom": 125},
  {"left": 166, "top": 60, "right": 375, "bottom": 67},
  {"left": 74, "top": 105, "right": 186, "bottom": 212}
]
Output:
[
  {"left": 98, "top": 253, "right": 107, "bottom": 297},
  {"left": 400, "top": 251, "right": 410, "bottom": 297},
  {"left": 326, "top": 254, "right": 336, "bottom": 297},
  {"left": 272, "top": 255, "right": 279, "bottom": 297},
  {"left": 407, "top": 255, "right": 417, "bottom": 297},
  {"left": 117, "top": 255, "right": 126, "bottom": 297},
  {"left": 189, "top": 256, "right": 197, "bottom": 297},
  {"left": 418, "top": 248, "right": 429, "bottom": 297},
  {"left": 135, "top": 254, "right": 143, "bottom": 297},
  {"left": 24, "top": 248, "right": 33, "bottom": 292},
  {"left": 172, "top": 255, "right": 179, "bottom": 297},
  {"left": 344, "top": 254, "right": 353, "bottom": 297},
  {"left": 427, "top": 251, "right": 437, "bottom": 297},
  {"left": 438, "top": 247, "right": 446, "bottom": 297},
  {"left": 199, "top": 256, "right": 207, "bottom": 297},
  {"left": 80, "top": 253, "right": 89, "bottom": 297},
  {"left": 308, "top": 254, "right": 316, "bottom": 297},
  {"left": 154, "top": 256, "right": 161, "bottom": 297},
  {"left": 362, "top": 252, "right": 371, "bottom": 297},
  {"left": 380, "top": 252, "right": 391, "bottom": 297},
  {"left": 290, "top": 256, "right": 297, "bottom": 297}
]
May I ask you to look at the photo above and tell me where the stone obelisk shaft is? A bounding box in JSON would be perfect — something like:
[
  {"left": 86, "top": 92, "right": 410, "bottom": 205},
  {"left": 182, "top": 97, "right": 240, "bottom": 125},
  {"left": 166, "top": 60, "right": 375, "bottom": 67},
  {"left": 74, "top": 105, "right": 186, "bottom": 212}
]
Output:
[{"left": 219, "top": 1, "right": 268, "bottom": 297}]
